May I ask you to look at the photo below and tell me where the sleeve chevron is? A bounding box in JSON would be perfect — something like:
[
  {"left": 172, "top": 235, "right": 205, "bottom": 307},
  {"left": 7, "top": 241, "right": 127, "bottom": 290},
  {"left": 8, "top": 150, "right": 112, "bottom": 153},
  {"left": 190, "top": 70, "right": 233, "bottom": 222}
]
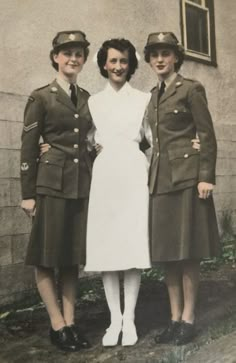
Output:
[{"left": 23, "top": 122, "right": 38, "bottom": 132}]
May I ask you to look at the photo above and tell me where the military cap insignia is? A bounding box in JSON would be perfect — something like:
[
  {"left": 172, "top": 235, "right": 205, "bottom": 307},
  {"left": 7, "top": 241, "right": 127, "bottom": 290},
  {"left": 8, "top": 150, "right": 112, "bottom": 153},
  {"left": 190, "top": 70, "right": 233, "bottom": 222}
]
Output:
[
  {"left": 21, "top": 162, "right": 29, "bottom": 171},
  {"left": 23, "top": 121, "right": 38, "bottom": 132},
  {"left": 69, "top": 34, "right": 76, "bottom": 40},
  {"left": 51, "top": 86, "right": 58, "bottom": 93},
  {"left": 158, "top": 33, "right": 165, "bottom": 41}
]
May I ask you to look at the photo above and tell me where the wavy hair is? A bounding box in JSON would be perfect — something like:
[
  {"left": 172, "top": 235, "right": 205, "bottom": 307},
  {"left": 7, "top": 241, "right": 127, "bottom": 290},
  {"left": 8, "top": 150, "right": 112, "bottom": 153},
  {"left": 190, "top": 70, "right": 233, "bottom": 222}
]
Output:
[{"left": 97, "top": 38, "right": 138, "bottom": 81}]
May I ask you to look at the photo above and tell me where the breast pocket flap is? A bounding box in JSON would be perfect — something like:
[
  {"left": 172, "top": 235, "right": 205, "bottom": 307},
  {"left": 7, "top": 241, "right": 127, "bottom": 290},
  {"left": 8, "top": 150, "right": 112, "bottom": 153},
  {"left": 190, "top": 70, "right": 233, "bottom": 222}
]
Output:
[
  {"left": 36, "top": 149, "right": 65, "bottom": 190},
  {"left": 168, "top": 146, "right": 199, "bottom": 185}
]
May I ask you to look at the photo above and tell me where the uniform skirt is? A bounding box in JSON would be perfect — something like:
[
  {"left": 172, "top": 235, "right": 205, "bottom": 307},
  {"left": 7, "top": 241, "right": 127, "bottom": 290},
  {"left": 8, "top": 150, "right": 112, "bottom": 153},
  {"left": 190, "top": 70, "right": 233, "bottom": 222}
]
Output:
[
  {"left": 149, "top": 186, "right": 220, "bottom": 262},
  {"left": 25, "top": 195, "right": 88, "bottom": 267}
]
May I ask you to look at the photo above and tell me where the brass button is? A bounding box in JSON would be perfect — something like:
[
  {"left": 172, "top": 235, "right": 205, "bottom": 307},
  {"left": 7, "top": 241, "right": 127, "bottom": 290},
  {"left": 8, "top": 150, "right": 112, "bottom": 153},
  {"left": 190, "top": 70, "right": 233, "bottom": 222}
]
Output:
[
  {"left": 74, "top": 128, "right": 79, "bottom": 133},
  {"left": 74, "top": 113, "right": 79, "bottom": 119},
  {"left": 73, "top": 158, "right": 79, "bottom": 163},
  {"left": 184, "top": 153, "right": 189, "bottom": 158},
  {"left": 73, "top": 144, "right": 79, "bottom": 149},
  {"left": 174, "top": 109, "right": 178, "bottom": 114},
  {"left": 45, "top": 160, "right": 49, "bottom": 163}
]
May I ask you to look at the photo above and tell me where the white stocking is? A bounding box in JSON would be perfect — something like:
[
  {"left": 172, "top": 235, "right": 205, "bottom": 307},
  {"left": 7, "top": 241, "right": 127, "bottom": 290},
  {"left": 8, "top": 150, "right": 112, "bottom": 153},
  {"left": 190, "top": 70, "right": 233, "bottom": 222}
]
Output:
[
  {"left": 123, "top": 269, "right": 141, "bottom": 321},
  {"left": 122, "top": 268, "right": 141, "bottom": 346},
  {"left": 102, "top": 271, "right": 122, "bottom": 324},
  {"left": 102, "top": 271, "right": 122, "bottom": 346}
]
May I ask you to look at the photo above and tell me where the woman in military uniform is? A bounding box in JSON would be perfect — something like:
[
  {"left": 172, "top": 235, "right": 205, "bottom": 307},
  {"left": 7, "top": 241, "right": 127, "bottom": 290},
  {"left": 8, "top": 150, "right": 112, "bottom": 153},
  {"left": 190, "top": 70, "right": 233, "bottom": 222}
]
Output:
[
  {"left": 144, "top": 32, "right": 220, "bottom": 345},
  {"left": 20, "top": 31, "right": 92, "bottom": 351}
]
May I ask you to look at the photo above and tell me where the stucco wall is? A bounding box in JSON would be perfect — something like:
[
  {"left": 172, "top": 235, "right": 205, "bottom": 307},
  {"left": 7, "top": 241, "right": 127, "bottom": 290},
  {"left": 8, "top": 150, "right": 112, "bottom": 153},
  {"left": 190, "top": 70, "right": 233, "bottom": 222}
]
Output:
[{"left": 0, "top": 0, "right": 235, "bottom": 307}]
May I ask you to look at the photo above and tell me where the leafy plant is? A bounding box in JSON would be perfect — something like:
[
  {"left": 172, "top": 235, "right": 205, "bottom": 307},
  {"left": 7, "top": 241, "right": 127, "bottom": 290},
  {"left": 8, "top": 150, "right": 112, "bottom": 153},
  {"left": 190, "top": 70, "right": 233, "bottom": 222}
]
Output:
[
  {"left": 141, "top": 267, "right": 164, "bottom": 281},
  {"left": 220, "top": 209, "right": 235, "bottom": 241},
  {"left": 201, "top": 209, "right": 236, "bottom": 271}
]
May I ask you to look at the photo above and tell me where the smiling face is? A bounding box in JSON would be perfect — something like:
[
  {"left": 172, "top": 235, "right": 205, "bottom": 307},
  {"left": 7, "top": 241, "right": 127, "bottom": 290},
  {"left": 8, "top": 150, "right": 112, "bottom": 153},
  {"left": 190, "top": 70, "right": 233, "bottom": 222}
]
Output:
[
  {"left": 104, "top": 48, "right": 129, "bottom": 90},
  {"left": 149, "top": 47, "right": 178, "bottom": 80},
  {"left": 53, "top": 46, "right": 85, "bottom": 82}
]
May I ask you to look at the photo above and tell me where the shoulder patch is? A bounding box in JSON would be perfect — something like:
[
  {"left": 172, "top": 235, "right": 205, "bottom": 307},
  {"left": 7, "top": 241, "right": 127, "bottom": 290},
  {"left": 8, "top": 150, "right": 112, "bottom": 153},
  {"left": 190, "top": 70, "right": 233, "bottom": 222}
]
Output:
[{"left": 21, "top": 162, "right": 29, "bottom": 171}]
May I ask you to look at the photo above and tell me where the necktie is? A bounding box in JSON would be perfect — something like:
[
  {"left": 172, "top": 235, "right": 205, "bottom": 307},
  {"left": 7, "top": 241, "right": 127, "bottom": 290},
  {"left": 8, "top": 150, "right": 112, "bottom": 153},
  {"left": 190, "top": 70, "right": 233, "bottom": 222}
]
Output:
[
  {"left": 158, "top": 81, "right": 166, "bottom": 101},
  {"left": 70, "top": 84, "right": 77, "bottom": 106}
]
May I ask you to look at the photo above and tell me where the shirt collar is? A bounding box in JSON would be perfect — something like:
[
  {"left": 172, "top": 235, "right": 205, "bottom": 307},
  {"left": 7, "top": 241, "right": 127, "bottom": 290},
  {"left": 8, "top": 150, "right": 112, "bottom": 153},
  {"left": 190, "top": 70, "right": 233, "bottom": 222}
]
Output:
[
  {"left": 159, "top": 72, "right": 177, "bottom": 90},
  {"left": 56, "top": 76, "right": 77, "bottom": 96}
]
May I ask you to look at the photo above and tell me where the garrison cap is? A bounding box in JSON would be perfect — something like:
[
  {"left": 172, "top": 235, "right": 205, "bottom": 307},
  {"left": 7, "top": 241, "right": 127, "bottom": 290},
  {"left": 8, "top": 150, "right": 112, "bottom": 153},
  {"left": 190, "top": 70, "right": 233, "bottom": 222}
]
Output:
[
  {"left": 145, "top": 32, "right": 184, "bottom": 53},
  {"left": 52, "top": 30, "right": 90, "bottom": 50}
]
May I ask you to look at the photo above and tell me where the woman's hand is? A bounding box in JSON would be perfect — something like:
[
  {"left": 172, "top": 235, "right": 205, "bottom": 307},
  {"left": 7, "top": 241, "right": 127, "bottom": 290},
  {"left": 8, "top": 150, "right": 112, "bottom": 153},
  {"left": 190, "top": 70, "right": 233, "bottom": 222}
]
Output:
[
  {"left": 39, "top": 143, "right": 51, "bottom": 156},
  {"left": 198, "top": 182, "right": 213, "bottom": 199},
  {"left": 21, "top": 199, "right": 36, "bottom": 217},
  {"left": 191, "top": 138, "right": 200, "bottom": 151},
  {"left": 95, "top": 143, "right": 103, "bottom": 155}
]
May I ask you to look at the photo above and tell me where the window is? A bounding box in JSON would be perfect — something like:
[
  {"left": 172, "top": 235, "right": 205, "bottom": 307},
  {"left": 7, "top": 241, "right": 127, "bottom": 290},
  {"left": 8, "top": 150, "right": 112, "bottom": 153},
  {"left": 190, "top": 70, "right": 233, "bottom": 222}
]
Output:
[{"left": 180, "top": 0, "right": 217, "bottom": 66}]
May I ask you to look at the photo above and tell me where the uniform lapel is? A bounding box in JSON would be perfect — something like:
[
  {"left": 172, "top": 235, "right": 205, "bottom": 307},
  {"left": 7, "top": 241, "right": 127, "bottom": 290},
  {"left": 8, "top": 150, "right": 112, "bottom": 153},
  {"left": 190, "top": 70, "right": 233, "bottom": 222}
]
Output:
[
  {"left": 149, "top": 86, "right": 158, "bottom": 127},
  {"left": 50, "top": 80, "right": 76, "bottom": 111},
  {"left": 76, "top": 86, "right": 87, "bottom": 112},
  {"left": 151, "top": 86, "right": 158, "bottom": 111},
  {"left": 159, "top": 74, "right": 183, "bottom": 105}
]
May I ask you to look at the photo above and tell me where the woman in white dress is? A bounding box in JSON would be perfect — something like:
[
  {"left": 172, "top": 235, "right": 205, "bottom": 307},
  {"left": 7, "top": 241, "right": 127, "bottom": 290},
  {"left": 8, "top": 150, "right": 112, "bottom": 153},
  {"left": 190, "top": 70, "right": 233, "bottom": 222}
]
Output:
[{"left": 84, "top": 38, "right": 151, "bottom": 346}]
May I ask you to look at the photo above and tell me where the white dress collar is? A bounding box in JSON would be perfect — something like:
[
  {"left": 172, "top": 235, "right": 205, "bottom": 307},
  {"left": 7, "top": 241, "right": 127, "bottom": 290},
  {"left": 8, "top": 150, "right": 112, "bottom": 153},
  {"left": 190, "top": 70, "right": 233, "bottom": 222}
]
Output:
[{"left": 104, "top": 81, "right": 132, "bottom": 96}]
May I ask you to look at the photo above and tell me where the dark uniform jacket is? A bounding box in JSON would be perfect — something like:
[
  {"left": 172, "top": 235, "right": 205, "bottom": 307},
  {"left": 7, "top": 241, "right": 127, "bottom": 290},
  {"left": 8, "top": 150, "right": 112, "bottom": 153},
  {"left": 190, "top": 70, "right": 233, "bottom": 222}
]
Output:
[
  {"left": 20, "top": 80, "right": 93, "bottom": 199},
  {"left": 147, "top": 74, "right": 217, "bottom": 195}
]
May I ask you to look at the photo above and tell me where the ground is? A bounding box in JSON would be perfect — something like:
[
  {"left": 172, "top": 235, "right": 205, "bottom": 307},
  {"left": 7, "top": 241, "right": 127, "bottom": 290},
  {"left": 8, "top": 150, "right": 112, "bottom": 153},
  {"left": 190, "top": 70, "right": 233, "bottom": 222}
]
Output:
[{"left": 0, "top": 264, "right": 236, "bottom": 363}]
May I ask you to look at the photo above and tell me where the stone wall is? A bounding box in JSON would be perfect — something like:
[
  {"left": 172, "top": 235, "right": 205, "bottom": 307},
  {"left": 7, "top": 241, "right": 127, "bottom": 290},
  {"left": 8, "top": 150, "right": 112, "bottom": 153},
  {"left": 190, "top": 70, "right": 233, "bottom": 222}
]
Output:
[
  {"left": 0, "top": 92, "right": 35, "bottom": 308},
  {"left": 0, "top": 0, "right": 235, "bottom": 307}
]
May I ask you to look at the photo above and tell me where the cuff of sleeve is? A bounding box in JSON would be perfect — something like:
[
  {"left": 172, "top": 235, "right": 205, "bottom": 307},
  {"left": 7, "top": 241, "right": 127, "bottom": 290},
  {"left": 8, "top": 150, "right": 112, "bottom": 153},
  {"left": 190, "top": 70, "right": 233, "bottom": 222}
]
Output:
[{"left": 198, "top": 170, "right": 216, "bottom": 185}]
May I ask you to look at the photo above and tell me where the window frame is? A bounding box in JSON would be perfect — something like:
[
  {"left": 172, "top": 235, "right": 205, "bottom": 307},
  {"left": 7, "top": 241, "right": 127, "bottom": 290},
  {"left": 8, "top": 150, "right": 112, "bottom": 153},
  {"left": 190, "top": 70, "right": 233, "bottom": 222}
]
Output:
[{"left": 180, "top": 0, "right": 217, "bottom": 66}]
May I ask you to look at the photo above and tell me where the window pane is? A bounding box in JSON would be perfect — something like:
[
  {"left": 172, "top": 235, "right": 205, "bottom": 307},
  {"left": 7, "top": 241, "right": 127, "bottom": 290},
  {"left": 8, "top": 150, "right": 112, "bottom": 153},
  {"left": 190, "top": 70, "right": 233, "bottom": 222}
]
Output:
[{"left": 186, "top": 4, "right": 209, "bottom": 54}]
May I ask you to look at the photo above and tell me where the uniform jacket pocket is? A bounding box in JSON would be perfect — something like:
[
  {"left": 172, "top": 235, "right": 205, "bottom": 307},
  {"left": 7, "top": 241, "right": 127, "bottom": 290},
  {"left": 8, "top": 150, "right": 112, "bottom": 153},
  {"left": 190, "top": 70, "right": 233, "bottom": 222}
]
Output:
[
  {"left": 168, "top": 146, "right": 199, "bottom": 185},
  {"left": 36, "top": 148, "right": 65, "bottom": 191},
  {"left": 164, "top": 106, "right": 191, "bottom": 131}
]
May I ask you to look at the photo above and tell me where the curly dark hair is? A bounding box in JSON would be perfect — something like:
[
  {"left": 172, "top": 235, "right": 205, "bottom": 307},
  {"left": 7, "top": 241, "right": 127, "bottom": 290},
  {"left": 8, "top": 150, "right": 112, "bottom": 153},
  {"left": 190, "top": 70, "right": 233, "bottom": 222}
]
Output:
[
  {"left": 97, "top": 38, "right": 138, "bottom": 81},
  {"left": 49, "top": 43, "right": 89, "bottom": 71},
  {"left": 144, "top": 45, "right": 184, "bottom": 72}
]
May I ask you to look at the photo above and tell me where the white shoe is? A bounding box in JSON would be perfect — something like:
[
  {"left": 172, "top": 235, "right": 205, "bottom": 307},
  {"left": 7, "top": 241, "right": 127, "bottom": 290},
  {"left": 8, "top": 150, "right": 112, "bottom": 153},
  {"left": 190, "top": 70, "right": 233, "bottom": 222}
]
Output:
[
  {"left": 102, "top": 321, "right": 122, "bottom": 347},
  {"left": 122, "top": 320, "right": 138, "bottom": 346}
]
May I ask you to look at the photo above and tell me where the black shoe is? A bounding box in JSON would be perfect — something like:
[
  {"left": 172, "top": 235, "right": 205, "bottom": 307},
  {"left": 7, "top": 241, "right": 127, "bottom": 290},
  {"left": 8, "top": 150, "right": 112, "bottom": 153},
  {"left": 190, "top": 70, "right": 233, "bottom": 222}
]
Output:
[
  {"left": 50, "top": 326, "right": 80, "bottom": 352},
  {"left": 68, "top": 324, "right": 91, "bottom": 349},
  {"left": 174, "top": 321, "right": 196, "bottom": 345},
  {"left": 155, "top": 320, "right": 181, "bottom": 344}
]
